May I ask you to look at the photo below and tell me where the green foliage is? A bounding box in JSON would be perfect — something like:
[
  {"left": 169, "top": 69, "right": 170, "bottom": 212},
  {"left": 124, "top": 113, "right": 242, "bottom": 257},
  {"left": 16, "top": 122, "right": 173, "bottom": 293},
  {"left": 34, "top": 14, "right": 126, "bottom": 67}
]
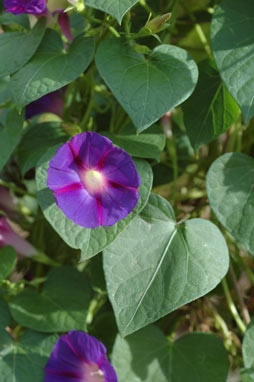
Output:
[
  {"left": 0, "top": 246, "right": 16, "bottom": 281},
  {"left": 0, "top": 18, "right": 46, "bottom": 78},
  {"left": 11, "top": 30, "right": 95, "bottom": 107},
  {"left": 95, "top": 39, "right": 198, "bottom": 132},
  {"left": 85, "top": 0, "right": 138, "bottom": 23},
  {"left": 18, "top": 122, "right": 68, "bottom": 176},
  {"left": 9, "top": 266, "right": 90, "bottom": 332},
  {"left": 102, "top": 124, "right": 165, "bottom": 161},
  {"left": 0, "top": 77, "right": 11, "bottom": 106},
  {"left": 0, "top": 107, "right": 24, "bottom": 171},
  {"left": 241, "top": 321, "right": 254, "bottom": 381},
  {"left": 183, "top": 60, "right": 239, "bottom": 150},
  {"left": 211, "top": 0, "right": 254, "bottom": 123},
  {"left": 112, "top": 325, "right": 229, "bottom": 381},
  {"left": 207, "top": 153, "right": 254, "bottom": 254},
  {"left": 104, "top": 194, "right": 229, "bottom": 336},
  {"left": 0, "top": 298, "right": 11, "bottom": 329},
  {"left": 0, "top": 330, "right": 57, "bottom": 382},
  {"left": 1, "top": 0, "right": 254, "bottom": 379}
]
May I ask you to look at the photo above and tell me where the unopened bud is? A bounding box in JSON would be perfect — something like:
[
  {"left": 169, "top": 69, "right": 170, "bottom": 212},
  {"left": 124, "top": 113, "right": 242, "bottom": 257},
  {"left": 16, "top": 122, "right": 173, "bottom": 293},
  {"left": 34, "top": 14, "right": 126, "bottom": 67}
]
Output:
[{"left": 146, "top": 13, "right": 171, "bottom": 33}]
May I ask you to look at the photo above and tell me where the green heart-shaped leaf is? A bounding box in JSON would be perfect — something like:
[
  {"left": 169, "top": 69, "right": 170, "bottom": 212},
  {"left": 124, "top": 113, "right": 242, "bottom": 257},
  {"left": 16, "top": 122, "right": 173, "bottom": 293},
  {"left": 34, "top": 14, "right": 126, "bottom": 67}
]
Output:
[
  {"left": 206, "top": 153, "right": 254, "bottom": 254},
  {"left": 95, "top": 39, "right": 198, "bottom": 132},
  {"left": 103, "top": 193, "right": 229, "bottom": 336},
  {"left": 0, "top": 298, "right": 10, "bottom": 329},
  {"left": 243, "top": 321, "right": 254, "bottom": 370},
  {"left": 10, "top": 266, "right": 90, "bottom": 332},
  {"left": 0, "top": 330, "right": 57, "bottom": 382},
  {"left": 183, "top": 60, "right": 239, "bottom": 151},
  {"left": 0, "top": 107, "right": 24, "bottom": 172},
  {"left": 85, "top": 0, "right": 138, "bottom": 24},
  {"left": 0, "top": 17, "right": 46, "bottom": 78},
  {"left": 18, "top": 122, "right": 68, "bottom": 176},
  {"left": 112, "top": 325, "right": 229, "bottom": 382},
  {"left": 36, "top": 145, "right": 152, "bottom": 261},
  {"left": 102, "top": 124, "right": 165, "bottom": 161},
  {"left": 11, "top": 29, "right": 95, "bottom": 107},
  {"left": 241, "top": 321, "right": 254, "bottom": 381},
  {"left": 0, "top": 246, "right": 16, "bottom": 281},
  {"left": 211, "top": 0, "right": 254, "bottom": 123}
]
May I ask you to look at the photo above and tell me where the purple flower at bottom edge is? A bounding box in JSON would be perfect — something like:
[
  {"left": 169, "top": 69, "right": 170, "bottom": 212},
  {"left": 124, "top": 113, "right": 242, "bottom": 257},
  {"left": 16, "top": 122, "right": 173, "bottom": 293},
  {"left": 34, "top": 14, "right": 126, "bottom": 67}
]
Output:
[
  {"left": 45, "top": 331, "right": 118, "bottom": 382},
  {"left": 47, "top": 132, "right": 140, "bottom": 228},
  {"left": 4, "top": 0, "right": 46, "bottom": 15}
]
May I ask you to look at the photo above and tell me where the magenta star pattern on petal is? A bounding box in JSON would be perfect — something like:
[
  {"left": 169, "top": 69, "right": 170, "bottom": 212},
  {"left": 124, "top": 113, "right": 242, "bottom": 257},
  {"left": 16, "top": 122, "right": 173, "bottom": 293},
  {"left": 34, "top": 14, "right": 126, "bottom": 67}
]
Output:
[
  {"left": 4, "top": 0, "right": 46, "bottom": 15},
  {"left": 47, "top": 132, "right": 140, "bottom": 228},
  {"left": 45, "top": 331, "right": 118, "bottom": 382}
]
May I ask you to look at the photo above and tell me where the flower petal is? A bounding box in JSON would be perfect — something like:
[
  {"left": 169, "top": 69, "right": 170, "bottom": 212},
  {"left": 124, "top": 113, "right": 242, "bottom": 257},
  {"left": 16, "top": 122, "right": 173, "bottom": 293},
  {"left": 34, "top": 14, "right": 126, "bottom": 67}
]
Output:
[
  {"left": 101, "top": 148, "right": 140, "bottom": 189},
  {"left": 69, "top": 132, "right": 113, "bottom": 169},
  {"left": 100, "top": 185, "right": 139, "bottom": 226},
  {"left": 45, "top": 331, "right": 118, "bottom": 382},
  {"left": 47, "top": 132, "right": 140, "bottom": 228},
  {"left": 4, "top": 0, "right": 46, "bottom": 14},
  {"left": 53, "top": 188, "right": 100, "bottom": 228}
]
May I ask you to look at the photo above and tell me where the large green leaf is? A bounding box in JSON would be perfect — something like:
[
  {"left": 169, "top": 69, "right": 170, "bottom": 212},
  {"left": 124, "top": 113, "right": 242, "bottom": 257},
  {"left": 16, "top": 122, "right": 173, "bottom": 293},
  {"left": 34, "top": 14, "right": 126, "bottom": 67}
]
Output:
[
  {"left": 243, "top": 321, "right": 254, "bottom": 369},
  {"left": 211, "top": 0, "right": 254, "bottom": 123},
  {"left": 0, "top": 298, "right": 11, "bottom": 329},
  {"left": 241, "top": 321, "right": 254, "bottom": 381},
  {"left": 102, "top": 124, "right": 165, "bottom": 161},
  {"left": 183, "top": 60, "right": 239, "bottom": 151},
  {"left": 0, "top": 329, "right": 57, "bottom": 382},
  {"left": 0, "top": 18, "right": 46, "bottom": 79},
  {"left": 84, "top": 0, "right": 138, "bottom": 23},
  {"left": 10, "top": 266, "right": 90, "bottom": 332},
  {"left": 206, "top": 153, "right": 254, "bottom": 254},
  {"left": 0, "top": 13, "right": 30, "bottom": 29},
  {"left": 112, "top": 325, "right": 229, "bottom": 382},
  {"left": 103, "top": 193, "right": 229, "bottom": 336},
  {"left": 0, "top": 107, "right": 24, "bottom": 171},
  {"left": 11, "top": 30, "right": 95, "bottom": 107},
  {"left": 0, "top": 77, "right": 11, "bottom": 106},
  {"left": 0, "top": 246, "right": 16, "bottom": 281},
  {"left": 36, "top": 145, "right": 153, "bottom": 261},
  {"left": 95, "top": 39, "right": 198, "bottom": 132},
  {"left": 18, "top": 122, "right": 68, "bottom": 176}
]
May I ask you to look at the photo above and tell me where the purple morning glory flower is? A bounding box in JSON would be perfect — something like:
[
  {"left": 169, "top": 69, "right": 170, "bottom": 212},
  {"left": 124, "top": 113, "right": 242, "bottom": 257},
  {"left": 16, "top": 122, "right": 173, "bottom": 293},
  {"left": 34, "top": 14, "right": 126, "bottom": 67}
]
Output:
[
  {"left": 4, "top": 0, "right": 46, "bottom": 15},
  {"left": 45, "top": 331, "right": 118, "bottom": 382},
  {"left": 47, "top": 132, "right": 140, "bottom": 228},
  {"left": 25, "top": 89, "right": 65, "bottom": 119}
]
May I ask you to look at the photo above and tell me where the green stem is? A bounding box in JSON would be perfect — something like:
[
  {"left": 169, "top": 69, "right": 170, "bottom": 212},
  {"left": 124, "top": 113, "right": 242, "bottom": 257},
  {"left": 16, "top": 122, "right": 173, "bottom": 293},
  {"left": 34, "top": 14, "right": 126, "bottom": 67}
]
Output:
[
  {"left": 80, "top": 93, "right": 94, "bottom": 131},
  {"left": 0, "top": 180, "right": 36, "bottom": 198},
  {"left": 168, "top": 0, "right": 179, "bottom": 37},
  {"left": 139, "top": 0, "right": 155, "bottom": 15},
  {"left": 236, "top": 253, "right": 254, "bottom": 285},
  {"left": 229, "top": 264, "right": 250, "bottom": 325},
  {"left": 221, "top": 278, "right": 246, "bottom": 334},
  {"left": 108, "top": 26, "right": 121, "bottom": 37},
  {"left": 86, "top": 292, "right": 107, "bottom": 325},
  {"left": 180, "top": 1, "right": 212, "bottom": 57},
  {"left": 166, "top": 137, "right": 178, "bottom": 203}
]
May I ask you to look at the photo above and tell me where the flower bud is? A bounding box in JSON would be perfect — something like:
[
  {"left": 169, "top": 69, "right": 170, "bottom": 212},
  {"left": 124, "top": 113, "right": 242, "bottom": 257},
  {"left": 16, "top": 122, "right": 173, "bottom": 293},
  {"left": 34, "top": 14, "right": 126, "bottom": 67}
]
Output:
[{"left": 146, "top": 13, "right": 171, "bottom": 33}]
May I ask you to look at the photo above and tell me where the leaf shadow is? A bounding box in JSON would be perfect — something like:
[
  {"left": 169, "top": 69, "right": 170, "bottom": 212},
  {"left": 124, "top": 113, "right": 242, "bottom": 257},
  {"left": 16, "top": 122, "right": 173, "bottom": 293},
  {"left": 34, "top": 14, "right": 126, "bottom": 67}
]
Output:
[
  {"left": 37, "top": 187, "right": 55, "bottom": 210},
  {"left": 124, "top": 327, "right": 171, "bottom": 381}
]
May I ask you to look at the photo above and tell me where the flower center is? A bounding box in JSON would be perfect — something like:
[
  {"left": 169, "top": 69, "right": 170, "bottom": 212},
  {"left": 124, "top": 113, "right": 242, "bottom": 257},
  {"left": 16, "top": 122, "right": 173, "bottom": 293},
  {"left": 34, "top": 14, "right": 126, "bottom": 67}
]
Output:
[
  {"left": 83, "top": 170, "right": 104, "bottom": 195},
  {"left": 82, "top": 362, "right": 105, "bottom": 382}
]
